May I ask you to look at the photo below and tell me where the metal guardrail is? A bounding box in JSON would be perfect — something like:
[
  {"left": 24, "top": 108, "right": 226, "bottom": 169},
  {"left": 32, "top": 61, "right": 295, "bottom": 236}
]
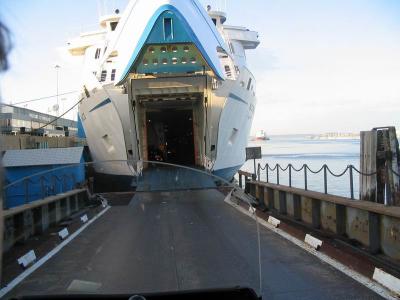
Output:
[
  {"left": 238, "top": 163, "right": 399, "bottom": 200},
  {"left": 3, "top": 173, "right": 79, "bottom": 209}
]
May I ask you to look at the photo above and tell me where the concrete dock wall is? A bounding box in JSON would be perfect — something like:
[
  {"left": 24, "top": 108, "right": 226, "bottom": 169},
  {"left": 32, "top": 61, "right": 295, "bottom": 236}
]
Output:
[
  {"left": 0, "top": 135, "right": 86, "bottom": 152},
  {"left": 240, "top": 171, "right": 400, "bottom": 260},
  {"left": 2, "top": 189, "right": 87, "bottom": 252}
]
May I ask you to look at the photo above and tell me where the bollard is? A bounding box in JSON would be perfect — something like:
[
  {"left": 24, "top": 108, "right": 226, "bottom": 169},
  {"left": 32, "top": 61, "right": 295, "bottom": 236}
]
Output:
[
  {"left": 58, "top": 228, "right": 69, "bottom": 240},
  {"left": 268, "top": 216, "right": 280, "bottom": 227},
  {"left": 372, "top": 268, "right": 400, "bottom": 295},
  {"left": 304, "top": 234, "right": 322, "bottom": 250},
  {"left": 81, "top": 214, "right": 88, "bottom": 223},
  {"left": 17, "top": 250, "right": 36, "bottom": 269}
]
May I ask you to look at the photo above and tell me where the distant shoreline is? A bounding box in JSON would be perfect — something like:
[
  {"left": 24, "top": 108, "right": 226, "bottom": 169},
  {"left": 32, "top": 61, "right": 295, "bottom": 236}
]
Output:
[{"left": 249, "top": 134, "right": 361, "bottom": 140}]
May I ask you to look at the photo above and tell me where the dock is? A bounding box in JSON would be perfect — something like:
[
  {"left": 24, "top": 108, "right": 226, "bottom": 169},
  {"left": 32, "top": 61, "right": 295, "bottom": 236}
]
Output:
[
  {"left": 1, "top": 128, "right": 399, "bottom": 299},
  {"left": 2, "top": 188, "right": 383, "bottom": 299}
]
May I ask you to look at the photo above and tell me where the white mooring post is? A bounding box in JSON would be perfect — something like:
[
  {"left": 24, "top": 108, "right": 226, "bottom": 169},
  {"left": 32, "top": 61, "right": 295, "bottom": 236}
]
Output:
[
  {"left": 58, "top": 228, "right": 69, "bottom": 240},
  {"left": 80, "top": 214, "right": 88, "bottom": 223},
  {"left": 304, "top": 234, "right": 323, "bottom": 250},
  {"left": 17, "top": 250, "right": 37, "bottom": 269},
  {"left": 267, "top": 216, "right": 281, "bottom": 228},
  {"left": 372, "top": 268, "right": 400, "bottom": 295}
]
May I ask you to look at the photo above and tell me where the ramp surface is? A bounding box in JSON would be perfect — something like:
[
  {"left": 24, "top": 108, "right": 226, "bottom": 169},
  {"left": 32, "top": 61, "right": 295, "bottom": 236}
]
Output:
[
  {"left": 135, "top": 167, "right": 217, "bottom": 191},
  {"left": 6, "top": 190, "right": 382, "bottom": 299}
]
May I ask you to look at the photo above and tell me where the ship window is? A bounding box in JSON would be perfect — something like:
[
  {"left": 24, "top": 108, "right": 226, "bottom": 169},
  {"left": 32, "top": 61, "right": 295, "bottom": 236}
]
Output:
[
  {"left": 224, "top": 65, "right": 232, "bottom": 77},
  {"left": 95, "top": 48, "right": 101, "bottom": 59},
  {"left": 110, "top": 21, "right": 118, "bottom": 31},
  {"left": 100, "top": 70, "right": 107, "bottom": 82},
  {"left": 212, "top": 18, "right": 217, "bottom": 26},
  {"left": 228, "top": 42, "right": 235, "bottom": 54},
  {"left": 163, "top": 18, "right": 173, "bottom": 40},
  {"left": 111, "top": 69, "right": 116, "bottom": 81},
  {"left": 247, "top": 78, "right": 252, "bottom": 90}
]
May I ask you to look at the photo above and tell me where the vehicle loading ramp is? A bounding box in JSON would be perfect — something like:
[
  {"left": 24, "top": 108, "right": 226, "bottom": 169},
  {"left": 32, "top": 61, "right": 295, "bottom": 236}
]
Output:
[{"left": 6, "top": 189, "right": 382, "bottom": 299}]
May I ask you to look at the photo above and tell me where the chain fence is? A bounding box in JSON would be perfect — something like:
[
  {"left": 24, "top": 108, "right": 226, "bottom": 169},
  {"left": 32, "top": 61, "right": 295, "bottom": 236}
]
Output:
[{"left": 251, "top": 163, "right": 399, "bottom": 200}]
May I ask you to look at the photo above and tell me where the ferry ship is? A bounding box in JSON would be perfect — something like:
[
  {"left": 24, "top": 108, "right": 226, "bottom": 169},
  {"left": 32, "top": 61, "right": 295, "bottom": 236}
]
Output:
[{"left": 67, "top": 0, "right": 260, "bottom": 180}]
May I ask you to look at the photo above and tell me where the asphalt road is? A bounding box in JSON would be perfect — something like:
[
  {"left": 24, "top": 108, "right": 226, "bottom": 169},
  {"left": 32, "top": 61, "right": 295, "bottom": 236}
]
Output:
[{"left": 7, "top": 189, "right": 382, "bottom": 299}]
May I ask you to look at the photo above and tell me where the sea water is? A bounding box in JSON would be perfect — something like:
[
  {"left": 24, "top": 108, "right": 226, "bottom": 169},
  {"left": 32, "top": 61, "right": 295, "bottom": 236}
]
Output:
[{"left": 241, "top": 137, "right": 360, "bottom": 198}]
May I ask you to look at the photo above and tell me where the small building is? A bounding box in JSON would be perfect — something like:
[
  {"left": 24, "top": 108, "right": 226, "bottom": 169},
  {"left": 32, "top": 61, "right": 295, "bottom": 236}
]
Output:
[
  {"left": 2, "top": 147, "right": 85, "bottom": 208},
  {"left": 0, "top": 104, "right": 78, "bottom": 136}
]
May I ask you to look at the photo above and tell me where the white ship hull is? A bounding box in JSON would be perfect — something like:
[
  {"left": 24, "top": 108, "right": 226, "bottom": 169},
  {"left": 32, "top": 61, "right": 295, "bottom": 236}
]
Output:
[{"left": 70, "top": 0, "right": 260, "bottom": 181}]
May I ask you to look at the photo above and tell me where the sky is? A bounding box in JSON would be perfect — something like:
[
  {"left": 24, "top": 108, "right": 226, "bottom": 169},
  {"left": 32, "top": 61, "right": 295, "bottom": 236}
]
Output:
[{"left": 1, "top": 0, "right": 399, "bottom": 134}]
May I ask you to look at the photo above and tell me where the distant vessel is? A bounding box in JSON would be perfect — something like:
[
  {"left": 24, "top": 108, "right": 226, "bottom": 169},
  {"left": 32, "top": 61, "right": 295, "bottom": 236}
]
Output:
[
  {"left": 67, "top": 0, "right": 260, "bottom": 180},
  {"left": 255, "top": 130, "right": 269, "bottom": 140}
]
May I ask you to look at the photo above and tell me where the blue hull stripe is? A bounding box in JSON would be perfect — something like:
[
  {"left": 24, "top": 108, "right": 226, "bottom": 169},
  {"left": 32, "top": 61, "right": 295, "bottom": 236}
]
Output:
[
  {"left": 117, "top": 4, "right": 225, "bottom": 85},
  {"left": 89, "top": 98, "right": 111, "bottom": 112}
]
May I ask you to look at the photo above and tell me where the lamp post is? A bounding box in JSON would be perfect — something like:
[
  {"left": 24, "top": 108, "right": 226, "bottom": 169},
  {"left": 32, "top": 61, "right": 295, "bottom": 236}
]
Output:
[{"left": 55, "top": 64, "right": 61, "bottom": 117}]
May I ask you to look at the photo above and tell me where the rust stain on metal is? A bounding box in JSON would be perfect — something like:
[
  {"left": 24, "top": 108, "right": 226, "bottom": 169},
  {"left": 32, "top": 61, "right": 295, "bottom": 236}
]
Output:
[
  {"left": 346, "top": 207, "right": 369, "bottom": 246},
  {"left": 301, "top": 196, "right": 313, "bottom": 225},
  {"left": 381, "top": 215, "right": 400, "bottom": 260},
  {"left": 320, "top": 201, "right": 336, "bottom": 233}
]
